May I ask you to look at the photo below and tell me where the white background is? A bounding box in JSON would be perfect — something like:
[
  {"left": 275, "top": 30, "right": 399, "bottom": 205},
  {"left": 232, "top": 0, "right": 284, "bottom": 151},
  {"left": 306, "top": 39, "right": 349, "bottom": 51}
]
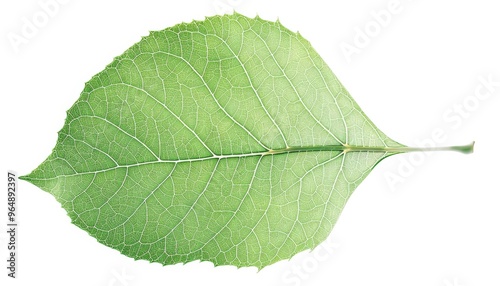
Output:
[{"left": 1, "top": 0, "right": 499, "bottom": 285}]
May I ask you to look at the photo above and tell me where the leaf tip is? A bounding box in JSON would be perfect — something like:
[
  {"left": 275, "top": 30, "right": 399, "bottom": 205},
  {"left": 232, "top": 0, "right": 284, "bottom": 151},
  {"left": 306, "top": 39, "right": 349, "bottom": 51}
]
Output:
[{"left": 18, "top": 174, "right": 29, "bottom": 181}]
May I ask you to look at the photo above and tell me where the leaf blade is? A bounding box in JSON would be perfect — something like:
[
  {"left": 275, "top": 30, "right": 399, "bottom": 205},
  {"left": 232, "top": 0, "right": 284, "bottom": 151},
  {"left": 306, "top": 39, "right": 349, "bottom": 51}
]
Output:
[{"left": 22, "top": 13, "right": 404, "bottom": 268}]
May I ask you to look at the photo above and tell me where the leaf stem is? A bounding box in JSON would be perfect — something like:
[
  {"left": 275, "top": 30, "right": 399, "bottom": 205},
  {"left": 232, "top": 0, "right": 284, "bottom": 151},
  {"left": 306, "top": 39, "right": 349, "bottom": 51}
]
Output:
[
  {"left": 376, "top": 141, "right": 475, "bottom": 154},
  {"left": 266, "top": 142, "right": 475, "bottom": 155}
]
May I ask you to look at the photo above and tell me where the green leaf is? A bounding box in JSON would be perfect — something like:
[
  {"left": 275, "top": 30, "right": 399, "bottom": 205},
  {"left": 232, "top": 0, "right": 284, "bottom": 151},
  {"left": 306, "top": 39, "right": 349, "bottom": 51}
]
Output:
[{"left": 20, "top": 13, "right": 473, "bottom": 269}]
